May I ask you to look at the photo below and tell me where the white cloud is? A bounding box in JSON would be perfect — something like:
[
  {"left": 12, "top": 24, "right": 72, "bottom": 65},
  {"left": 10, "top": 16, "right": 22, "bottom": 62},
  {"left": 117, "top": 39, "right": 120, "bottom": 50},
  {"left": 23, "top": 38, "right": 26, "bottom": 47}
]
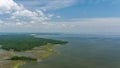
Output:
[
  {"left": 1, "top": 16, "right": 120, "bottom": 34},
  {"left": 40, "top": 0, "right": 78, "bottom": 10},
  {"left": 15, "top": 0, "right": 78, "bottom": 10},
  {"left": 36, "top": 18, "right": 120, "bottom": 34},
  {"left": 56, "top": 16, "right": 61, "bottom": 18},
  {"left": 0, "top": 0, "right": 23, "bottom": 14},
  {"left": 0, "top": 0, "right": 74, "bottom": 33},
  {"left": 0, "top": 0, "right": 52, "bottom": 27},
  {"left": 65, "top": 18, "right": 120, "bottom": 34},
  {"left": 0, "top": 20, "right": 4, "bottom": 26},
  {"left": 1, "top": 0, "right": 120, "bottom": 34},
  {"left": 11, "top": 9, "right": 49, "bottom": 24},
  {"left": 0, "top": 0, "right": 77, "bottom": 27}
]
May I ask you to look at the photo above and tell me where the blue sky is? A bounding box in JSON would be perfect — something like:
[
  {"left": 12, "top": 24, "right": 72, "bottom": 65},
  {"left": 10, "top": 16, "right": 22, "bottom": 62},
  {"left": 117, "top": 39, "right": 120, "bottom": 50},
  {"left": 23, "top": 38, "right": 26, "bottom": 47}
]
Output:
[
  {"left": 0, "top": 0, "right": 120, "bottom": 34},
  {"left": 14, "top": 0, "right": 120, "bottom": 20}
]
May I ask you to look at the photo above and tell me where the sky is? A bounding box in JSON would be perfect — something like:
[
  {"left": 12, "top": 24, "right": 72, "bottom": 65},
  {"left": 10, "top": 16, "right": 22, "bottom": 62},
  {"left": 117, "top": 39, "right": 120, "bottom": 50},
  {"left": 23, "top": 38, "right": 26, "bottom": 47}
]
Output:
[{"left": 0, "top": 0, "right": 120, "bottom": 34}]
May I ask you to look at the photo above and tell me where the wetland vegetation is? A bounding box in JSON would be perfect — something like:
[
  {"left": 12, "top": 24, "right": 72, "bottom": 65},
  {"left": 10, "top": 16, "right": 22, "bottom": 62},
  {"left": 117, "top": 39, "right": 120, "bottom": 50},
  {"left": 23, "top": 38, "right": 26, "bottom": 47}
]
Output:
[
  {"left": 0, "top": 34, "right": 68, "bottom": 68},
  {"left": 10, "top": 56, "right": 37, "bottom": 61}
]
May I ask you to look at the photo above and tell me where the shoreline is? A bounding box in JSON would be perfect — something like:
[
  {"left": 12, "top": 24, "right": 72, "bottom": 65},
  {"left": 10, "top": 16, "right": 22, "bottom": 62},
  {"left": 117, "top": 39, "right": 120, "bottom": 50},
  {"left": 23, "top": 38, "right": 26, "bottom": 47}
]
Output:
[{"left": 0, "top": 43, "right": 64, "bottom": 68}]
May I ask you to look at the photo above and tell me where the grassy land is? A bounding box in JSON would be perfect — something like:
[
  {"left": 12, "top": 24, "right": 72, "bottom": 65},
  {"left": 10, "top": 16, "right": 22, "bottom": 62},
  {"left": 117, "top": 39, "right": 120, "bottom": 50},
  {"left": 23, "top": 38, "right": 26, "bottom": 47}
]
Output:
[{"left": 0, "top": 35, "right": 68, "bottom": 51}]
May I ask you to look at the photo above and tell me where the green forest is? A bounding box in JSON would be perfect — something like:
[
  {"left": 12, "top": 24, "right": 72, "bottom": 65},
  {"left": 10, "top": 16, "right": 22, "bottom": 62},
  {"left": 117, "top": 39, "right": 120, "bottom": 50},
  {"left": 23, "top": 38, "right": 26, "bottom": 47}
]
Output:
[
  {"left": 0, "top": 35, "right": 68, "bottom": 51},
  {"left": 10, "top": 56, "right": 37, "bottom": 61}
]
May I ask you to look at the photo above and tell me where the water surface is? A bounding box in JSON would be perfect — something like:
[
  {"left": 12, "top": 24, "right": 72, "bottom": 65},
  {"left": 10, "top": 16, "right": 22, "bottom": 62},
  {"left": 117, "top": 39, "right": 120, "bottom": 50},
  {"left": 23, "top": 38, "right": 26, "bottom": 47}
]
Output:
[{"left": 19, "top": 34, "right": 120, "bottom": 68}]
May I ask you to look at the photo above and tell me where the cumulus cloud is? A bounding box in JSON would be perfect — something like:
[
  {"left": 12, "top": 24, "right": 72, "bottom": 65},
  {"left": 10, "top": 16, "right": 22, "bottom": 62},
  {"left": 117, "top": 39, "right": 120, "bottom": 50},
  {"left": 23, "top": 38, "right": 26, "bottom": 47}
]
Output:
[
  {"left": 0, "top": 0, "right": 78, "bottom": 26},
  {"left": 1, "top": 0, "right": 119, "bottom": 34},
  {"left": 11, "top": 9, "right": 49, "bottom": 24},
  {"left": 0, "top": 0, "right": 51, "bottom": 26},
  {"left": 0, "top": 0, "right": 22, "bottom": 14}
]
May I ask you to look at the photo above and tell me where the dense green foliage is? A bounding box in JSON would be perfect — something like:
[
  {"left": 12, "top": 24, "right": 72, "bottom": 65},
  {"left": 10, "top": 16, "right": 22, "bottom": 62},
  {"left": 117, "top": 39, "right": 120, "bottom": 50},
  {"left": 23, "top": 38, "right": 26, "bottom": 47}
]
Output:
[
  {"left": 10, "top": 56, "right": 37, "bottom": 61},
  {"left": 0, "top": 35, "right": 68, "bottom": 51}
]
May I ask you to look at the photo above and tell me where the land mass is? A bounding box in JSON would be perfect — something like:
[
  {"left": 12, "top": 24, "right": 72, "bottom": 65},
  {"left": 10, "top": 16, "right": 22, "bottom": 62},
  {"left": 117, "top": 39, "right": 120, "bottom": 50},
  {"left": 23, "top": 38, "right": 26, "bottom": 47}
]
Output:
[
  {"left": 0, "top": 35, "right": 68, "bottom": 51},
  {"left": 9, "top": 56, "right": 37, "bottom": 61},
  {"left": 0, "top": 34, "right": 68, "bottom": 68}
]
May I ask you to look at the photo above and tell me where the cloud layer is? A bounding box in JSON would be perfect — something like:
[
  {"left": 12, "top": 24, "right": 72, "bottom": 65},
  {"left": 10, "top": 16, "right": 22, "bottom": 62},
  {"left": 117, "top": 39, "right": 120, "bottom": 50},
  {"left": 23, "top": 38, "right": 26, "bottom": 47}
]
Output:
[
  {"left": 0, "top": 0, "right": 51, "bottom": 26},
  {"left": 0, "top": 0, "right": 20, "bottom": 14},
  {"left": 0, "top": 0, "right": 78, "bottom": 33},
  {"left": 0, "top": 0, "right": 120, "bottom": 34},
  {"left": 0, "top": 0, "right": 78, "bottom": 26}
]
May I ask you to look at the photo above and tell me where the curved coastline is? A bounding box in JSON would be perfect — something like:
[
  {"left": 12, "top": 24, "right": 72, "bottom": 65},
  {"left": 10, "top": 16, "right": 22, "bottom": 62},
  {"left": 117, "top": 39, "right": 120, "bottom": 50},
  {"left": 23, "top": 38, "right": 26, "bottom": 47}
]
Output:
[{"left": 0, "top": 35, "right": 68, "bottom": 68}]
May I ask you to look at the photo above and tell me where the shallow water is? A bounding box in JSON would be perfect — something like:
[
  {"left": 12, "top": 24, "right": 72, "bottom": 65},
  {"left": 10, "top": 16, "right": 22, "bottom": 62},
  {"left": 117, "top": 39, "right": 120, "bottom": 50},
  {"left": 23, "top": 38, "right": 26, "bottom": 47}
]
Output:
[{"left": 19, "top": 34, "right": 120, "bottom": 68}]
